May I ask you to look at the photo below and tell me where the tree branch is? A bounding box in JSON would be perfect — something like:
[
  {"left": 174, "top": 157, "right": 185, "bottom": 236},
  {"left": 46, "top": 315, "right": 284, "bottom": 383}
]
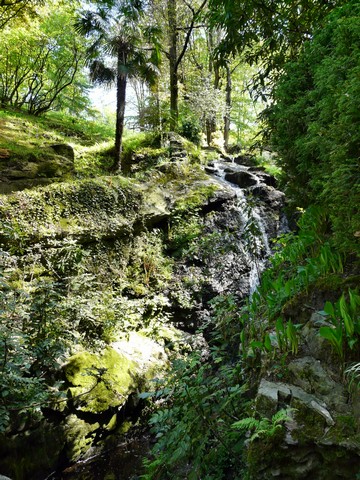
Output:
[{"left": 175, "top": 0, "right": 208, "bottom": 70}]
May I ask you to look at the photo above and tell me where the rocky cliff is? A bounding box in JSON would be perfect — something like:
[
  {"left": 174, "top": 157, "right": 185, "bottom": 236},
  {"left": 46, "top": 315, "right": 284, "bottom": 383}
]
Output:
[{"left": 0, "top": 149, "right": 358, "bottom": 479}]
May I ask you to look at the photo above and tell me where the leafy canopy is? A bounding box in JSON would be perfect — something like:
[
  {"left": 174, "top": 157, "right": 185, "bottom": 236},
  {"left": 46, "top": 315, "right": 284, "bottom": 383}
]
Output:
[{"left": 208, "top": 0, "right": 346, "bottom": 95}]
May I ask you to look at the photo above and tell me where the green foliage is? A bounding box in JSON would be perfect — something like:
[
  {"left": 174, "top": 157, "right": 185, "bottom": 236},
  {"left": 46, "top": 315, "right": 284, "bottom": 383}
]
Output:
[
  {"left": 345, "top": 362, "right": 360, "bottom": 390},
  {"left": 272, "top": 317, "right": 299, "bottom": 356},
  {"left": 232, "top": 408, "right": 290, "bottom": 442},
  {"left": 121, "top": 131, "right": 166, "bottom": 173},
  {"left": 45, "top": 110, "right": 114, "bottom": 143},
  {"left": 0, "top": 0, "right": 42, "bottom": 30},
  {"left": 228, "top": 61, "right": 265, "bottom": 148},
  {"left": 126, "top": 230, "right": 173, "bottom": 293},
  {"left": 208, "top": 0, "right": 344, "bottom": 94},
  {"left": 122, "top": 131, "right": 161, "bottom": 156},
  {"left": 0, "top": 256, "right": 68, "bottom": 432},
  {"left": 266, "top": 1, "right": 360, "bottom": 255},
  {"left": 178, "top": 118, "right": 202, "bottom": 145},
  {"left": 0, "top": 109, "right": 115, "bottom": 177},
  {"left": 186, "top": 78, "right": 226, "bottom": 142},
  {"left": 166, "top": 185, "right": 217, "bottom": 256},
  {"left": 0, "top": 1, "right": 88, "bottom": 115},
  {"left": 245, "top": 208, "right": 343, "bottom": 328},
  {"left": 142, "top": 349, "right": 248, "bottom": 480},
  {"left": 318, "top": 289, "right": 360, "bottom": 361},
  {"left": 235, "top": 207, "right": 346, "bottom": 363}
]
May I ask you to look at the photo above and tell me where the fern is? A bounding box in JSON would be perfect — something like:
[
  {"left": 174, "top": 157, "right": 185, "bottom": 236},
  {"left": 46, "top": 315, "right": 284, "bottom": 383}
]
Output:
[{"left": 232, "top": 409, "right": 291, "bottom": 442}]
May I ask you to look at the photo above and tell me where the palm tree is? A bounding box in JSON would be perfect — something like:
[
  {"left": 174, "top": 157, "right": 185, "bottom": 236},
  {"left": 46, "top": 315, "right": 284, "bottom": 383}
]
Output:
[{"left": 76, "top": 0, "right": 160, "bottom": 171}]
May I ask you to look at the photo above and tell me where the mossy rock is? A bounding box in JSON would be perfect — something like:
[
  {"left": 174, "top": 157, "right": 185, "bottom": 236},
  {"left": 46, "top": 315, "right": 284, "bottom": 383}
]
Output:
[
  {"left": 111, "top": 331, "right": 169, "bottom": 383},
  {"left": 65, "top": 347, "right": 138, "bottom": 413},
  {"left": 48, "top": 143, "right": 75, "bottom": 161},
  {"left": 0, "top": 176, "right": 141, "bottom": 245},
  {"left": 0, "top": 143, "right": 75, "bottom": 193},
  {"left": 62, "top": 414, "right": 100, "bottom": 462}
]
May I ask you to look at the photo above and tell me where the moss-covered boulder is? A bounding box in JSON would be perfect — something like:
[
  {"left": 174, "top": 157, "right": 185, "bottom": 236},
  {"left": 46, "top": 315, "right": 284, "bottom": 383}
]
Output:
[
  {"left": 58, "top": 333, "right": 172, "bottom": 463},
  {"left": 61, "top": 414, "right": 100, "bottom": 462},
  {"left": 250, "top": 377, "right": 360, "bottom": 479},
  {"left": 65, "top": 347, "right": 138, "bottom": 414}
]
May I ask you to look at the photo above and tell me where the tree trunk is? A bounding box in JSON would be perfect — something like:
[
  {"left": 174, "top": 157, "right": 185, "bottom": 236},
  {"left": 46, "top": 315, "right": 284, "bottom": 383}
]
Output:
[
  {"left": 168, "top": 0, "right": 178, "bottom": 131},
  {"left": 223, "top": 62, "right": 231, "bottom": 150},
  {"left": 206, "top": 27, "right": 220, "bottom": 144},
  {"left": 114, "top": 69, "right": 127, "bottom": 172},
  {"left": 206, "top": 119, "right": 212, "bottom": 146}
]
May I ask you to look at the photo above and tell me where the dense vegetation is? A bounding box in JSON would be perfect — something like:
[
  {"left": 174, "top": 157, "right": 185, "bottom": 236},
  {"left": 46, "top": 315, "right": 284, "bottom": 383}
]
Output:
[
  {"left": 0, "top": 0, "right": 359, "bottom": 478},
  {"left": 265, "top": 1, "right": 360, "bottom": 255}
]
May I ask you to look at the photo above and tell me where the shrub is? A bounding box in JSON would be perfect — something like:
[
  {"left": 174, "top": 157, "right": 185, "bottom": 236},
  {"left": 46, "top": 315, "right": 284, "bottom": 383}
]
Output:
[
  {"left": 266, "top": 1, "right": 360, "bottom": 256},
  {"left": 179, "top": 118, "right": 202, "bottom": 145}
]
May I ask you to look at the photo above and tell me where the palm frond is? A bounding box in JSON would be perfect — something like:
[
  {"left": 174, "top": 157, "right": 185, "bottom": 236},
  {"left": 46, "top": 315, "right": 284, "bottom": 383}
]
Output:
[
  {"left": 89, "top": 60, "right": 116, "bottom": 86},
  {"left": 107, "top": 35, "right": 133, "bottom": 57},
  {"left": 74, "top": 9, "right": 109, "bottom": 37},
  {"left": 86, "top": 37, "right": 106, "bottom": 62}
]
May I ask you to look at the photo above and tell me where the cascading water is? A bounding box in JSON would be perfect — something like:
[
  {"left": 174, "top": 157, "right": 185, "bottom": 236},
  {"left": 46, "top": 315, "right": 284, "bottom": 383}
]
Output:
[{"left": 209, "top": 159, "right": 278, "bottom": 294}]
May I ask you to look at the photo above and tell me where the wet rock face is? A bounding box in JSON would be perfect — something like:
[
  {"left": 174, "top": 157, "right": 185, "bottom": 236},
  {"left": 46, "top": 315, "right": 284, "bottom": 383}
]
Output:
[
  {"left": 225, "top": 170, "right": 258, "bottom": 188},
  {"left": 247, "top": 167, "right": 277, "bottom": 187},
  {"left": 251, "top": 184, "right": 285, "bottom": 209},
  {"left": 168, "top": 165, "right": 287, "bottom": 332},
  {"left": 232, "top": 153, "right": 256, "bottom": 166}
]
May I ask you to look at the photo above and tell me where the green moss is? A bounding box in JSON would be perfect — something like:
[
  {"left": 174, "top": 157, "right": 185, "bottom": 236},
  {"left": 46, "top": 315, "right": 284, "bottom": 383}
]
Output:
[
  {"left": 65, "top": 347, "right": 138, "bottom": 413},
  {"left": 174, "top": 183, "right": 218, "bottom": 213},
  {"left": 63, "top": 414, "right": 100, "bottom": 462},
  {"left": 36, "top": 159, "right": 61, "bottom": 177},
  {"left": 325, "top": 415, "right": 357, "bottom": 443},
  {"left": 105, "top": 413, "right": 118, "bottom": 432},
  {"left": 117, "top": 420, "right": 133, "bottom": 434},
  {"left": 292, "top": 399, "right": 327, "bottom": 442},
  {"left": 246, "top": 428, "right": 285, "bottom": 475},
  {"left": 0, "top": 109, "right": 115, "bottom": 176},
  {"left": 313, "top": 274, "right": 347, "bottom": 292},
  {"left": 0, "top": 176, "right": 141, "bottom": 247}
]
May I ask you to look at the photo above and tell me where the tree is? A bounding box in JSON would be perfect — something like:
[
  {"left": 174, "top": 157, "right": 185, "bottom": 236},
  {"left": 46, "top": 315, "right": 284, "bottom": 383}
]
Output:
[
  {"left": 77, "top": 0, "right": 160, "bottom": 171},
  {"left": 187, "top": 76, "right": 225, "bottom": 145},
  {"left": 0, "top": 3, "right": 86, "bottom": 115},
  {"left": 228, "top": 61, "right": 263, "bottom": 148},
  {"left": 153, "top": 0, "right": 207, "bottom": 130},
  {"left": 174, "top": 0, "right": 208, "bottom": 130},
  {"left": 208, "top": 0, "right": 346, "bottom": 97},
  {"left": 0, "top": 0, "right": 42, "bottom": 29}
]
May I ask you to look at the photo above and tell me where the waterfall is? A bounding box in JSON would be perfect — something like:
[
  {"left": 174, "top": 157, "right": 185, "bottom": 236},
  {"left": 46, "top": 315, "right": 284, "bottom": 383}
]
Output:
[{"left": 210, "top": 159, "right": 277, "bottom": 294}]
